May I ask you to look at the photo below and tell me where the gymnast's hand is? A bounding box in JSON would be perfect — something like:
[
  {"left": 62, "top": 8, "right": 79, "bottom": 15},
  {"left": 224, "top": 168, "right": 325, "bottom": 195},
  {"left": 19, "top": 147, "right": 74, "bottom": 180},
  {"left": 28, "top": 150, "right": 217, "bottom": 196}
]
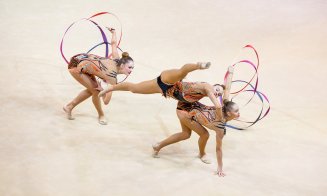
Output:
[
  {"left": 95, "top": 80, "right": 103, "bottom": 91},
  {"left": 107, "top": 27, "right": 115, "bottom": 33},
  {"left": 98, "top": 84, "right": 114, "bottom": 98}
]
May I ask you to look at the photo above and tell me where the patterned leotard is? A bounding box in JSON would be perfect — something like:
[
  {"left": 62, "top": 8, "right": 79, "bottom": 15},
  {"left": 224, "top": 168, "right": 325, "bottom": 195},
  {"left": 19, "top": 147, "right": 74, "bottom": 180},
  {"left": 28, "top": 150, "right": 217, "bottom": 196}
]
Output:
[
  {"left": 166, "top": 81, "right": 206, "bottom": 103},
  {"left": 68, "top": 53, "right": 118, "bottom": 82},
  {"left": 177, "top": 101, "right": 226, "bottom": 135}
]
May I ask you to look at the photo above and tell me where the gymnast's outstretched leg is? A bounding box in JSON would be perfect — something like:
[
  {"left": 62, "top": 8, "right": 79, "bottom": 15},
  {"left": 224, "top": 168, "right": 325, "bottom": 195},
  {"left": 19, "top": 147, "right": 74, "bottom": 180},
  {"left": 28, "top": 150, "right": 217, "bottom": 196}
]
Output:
[
  {"left": 99, "top": 62, "right": 210, "bottom": 97},
  {"left": 107, "top": 79, "right": 161, "bottom": 94},
  {"left": 160, "top": 62, "right": 210, "bottom": 84}
]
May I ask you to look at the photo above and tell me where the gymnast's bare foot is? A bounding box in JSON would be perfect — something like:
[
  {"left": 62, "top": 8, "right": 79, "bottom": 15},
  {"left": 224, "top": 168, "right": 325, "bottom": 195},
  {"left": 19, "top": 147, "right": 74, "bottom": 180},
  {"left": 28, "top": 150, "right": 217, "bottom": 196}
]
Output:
[
  {"left": 152, "top": 143, "right": 160, "bottom": 158},
  {"left": 98, "top": 84, "right": 114, "bottom": 98},
  {"left": 98, "top": 115, "right": 108, "bottom": 125},
  {"left": 197, "top": 62, "right": 211, "bottom": 69},
  {"left": 63, "top": 104, "right": 74, "bottom": 120},
  {"left": 199, "top": 154, "right": 211, "bottom": 164}
]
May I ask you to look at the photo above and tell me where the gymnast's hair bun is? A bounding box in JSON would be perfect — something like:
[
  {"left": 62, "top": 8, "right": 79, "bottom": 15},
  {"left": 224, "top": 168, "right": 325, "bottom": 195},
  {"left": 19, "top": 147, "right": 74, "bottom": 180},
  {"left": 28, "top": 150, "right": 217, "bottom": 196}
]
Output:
[{"left": 122, "top": 52, "right": 129, "bottom": 58}]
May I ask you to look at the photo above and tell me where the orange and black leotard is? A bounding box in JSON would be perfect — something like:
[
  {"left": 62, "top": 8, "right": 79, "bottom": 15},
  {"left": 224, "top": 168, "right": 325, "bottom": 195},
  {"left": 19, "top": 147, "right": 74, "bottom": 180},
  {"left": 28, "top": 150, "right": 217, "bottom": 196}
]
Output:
[
  {"left": 157, "top": 75, "right": 174, "bottom": 97},
  {"left": 68, "top": 53, "right": 89, "bottom": 69},
  {"left": 166, "top": 81, "right": 206, "bottom": 103},
  {"left": 177, "top": 101, "right": 226, "bottom": 135},
  {"left": 68, "top": 53, "right": 118, "bottom": 82}
]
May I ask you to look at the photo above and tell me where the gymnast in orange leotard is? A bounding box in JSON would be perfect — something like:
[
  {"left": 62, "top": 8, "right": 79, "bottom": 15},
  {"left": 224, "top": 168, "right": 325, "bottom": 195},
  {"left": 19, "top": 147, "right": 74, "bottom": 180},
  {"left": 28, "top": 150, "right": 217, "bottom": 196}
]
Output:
[
  {"left": 63, "top": 29, "right": 134, "bottom": 125},
  {"left": 153, "top": 100, "right": 240, "bottom": 177},
  {"left": 98, "top": 62, "right": 225, "bottom": 109}
]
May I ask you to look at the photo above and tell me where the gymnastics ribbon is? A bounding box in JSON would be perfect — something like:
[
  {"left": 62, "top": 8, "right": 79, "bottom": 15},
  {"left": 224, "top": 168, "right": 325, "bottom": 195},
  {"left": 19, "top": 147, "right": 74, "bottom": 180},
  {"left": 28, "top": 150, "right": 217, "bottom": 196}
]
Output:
[
  {"left": 224, "top": 45, "right": 270, "bottom": 130},
  {"left": 60, "top": 12, "right": 123, "bottom": 64},
  {"left": 225, "top": 80, "right": 270, "bottom": 130},
  {"left": 60, "top": 12, "right": 130, "bottom": 83}
]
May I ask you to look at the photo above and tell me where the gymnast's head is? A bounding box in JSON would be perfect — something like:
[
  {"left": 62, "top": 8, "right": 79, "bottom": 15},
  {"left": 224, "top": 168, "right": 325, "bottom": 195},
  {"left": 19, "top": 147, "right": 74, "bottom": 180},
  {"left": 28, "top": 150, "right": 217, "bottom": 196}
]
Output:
[
  {"left": 223, "top": 100, "right": 240, "bottom": 120},
  {"left": 116, "top": 52, "right": 134, "bottom": 75},
  {"left": 213, "top": 84, "right": 225, "bottom": 97}
]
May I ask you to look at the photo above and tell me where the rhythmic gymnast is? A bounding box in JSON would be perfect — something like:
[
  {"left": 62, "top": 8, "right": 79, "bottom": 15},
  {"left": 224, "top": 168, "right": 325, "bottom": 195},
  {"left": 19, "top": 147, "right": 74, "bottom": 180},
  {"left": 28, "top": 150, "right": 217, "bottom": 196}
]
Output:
[
  {"left": 152, "top": 99, "right": 239, "bottom": 177},
  {"left": 98, "top": 62, "right": 225, "bottom": 109},
  {"left": 63, "top": 29, "right": 134, "bottom": 124}
]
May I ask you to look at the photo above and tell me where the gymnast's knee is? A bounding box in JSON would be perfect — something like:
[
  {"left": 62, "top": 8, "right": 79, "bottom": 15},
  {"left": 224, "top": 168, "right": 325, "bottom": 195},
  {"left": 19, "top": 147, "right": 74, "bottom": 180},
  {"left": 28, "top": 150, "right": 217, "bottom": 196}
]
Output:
[
  {"left": 201, "top": 132, "right": 209, "bottom": 140},
  {"left": 180, "top": 132, "right": 191, "bottom": 140},
  {"left": 91, "top": 90, "right": 100, "bottom": 95}
]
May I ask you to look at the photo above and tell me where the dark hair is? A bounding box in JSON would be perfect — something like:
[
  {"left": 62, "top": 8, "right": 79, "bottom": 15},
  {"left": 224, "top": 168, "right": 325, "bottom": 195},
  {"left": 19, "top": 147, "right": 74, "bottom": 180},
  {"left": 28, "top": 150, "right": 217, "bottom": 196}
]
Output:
[
  {"left": 213, "top": 84, "right": 226, "bottom": 90},
  {"left": 222, "top": 100, "right": 237, "bottom": 114},
  {"left": 114, "top": 52, "right": 133, "bottom": 66}
]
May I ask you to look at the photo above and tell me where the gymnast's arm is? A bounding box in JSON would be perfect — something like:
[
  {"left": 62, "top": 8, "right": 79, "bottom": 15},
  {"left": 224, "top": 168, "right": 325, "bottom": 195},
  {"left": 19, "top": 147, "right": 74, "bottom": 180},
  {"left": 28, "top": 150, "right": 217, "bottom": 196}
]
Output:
[
  {"left": 109, "top": 28, "right": 120, "bottom": 59},
  {"left": 103, "top": 77, "right": 117, "bottom": 105},
  {"left": 203, "top": 83, "right": 222, "bottom": 109},
  {"left": 215, "top": 128, "right": 225, "bottom": 177},
  {"left": 193, "top": 106, "right": 225, "bottom": 176}
]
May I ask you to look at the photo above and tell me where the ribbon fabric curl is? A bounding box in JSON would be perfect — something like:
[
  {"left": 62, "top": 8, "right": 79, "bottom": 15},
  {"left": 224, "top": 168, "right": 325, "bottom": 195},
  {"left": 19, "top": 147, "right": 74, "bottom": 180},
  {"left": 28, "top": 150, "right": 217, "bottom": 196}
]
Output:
[
  {"left": 224, "top": 45, "right": 270, "bottom": 130},
  {"left": 60, "top": 12, "right": 129, "bottom": 83}
]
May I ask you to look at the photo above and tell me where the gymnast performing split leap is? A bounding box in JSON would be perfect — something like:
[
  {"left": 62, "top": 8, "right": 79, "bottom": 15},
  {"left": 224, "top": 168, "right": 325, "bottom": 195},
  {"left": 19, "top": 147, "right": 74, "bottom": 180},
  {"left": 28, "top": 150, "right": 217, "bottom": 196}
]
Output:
[
  {"left": 98, "top": 62, "right": 225, "bottom": 109},
  {"left": 63, "top": 29, "right": 135, "bottom": 125}
]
